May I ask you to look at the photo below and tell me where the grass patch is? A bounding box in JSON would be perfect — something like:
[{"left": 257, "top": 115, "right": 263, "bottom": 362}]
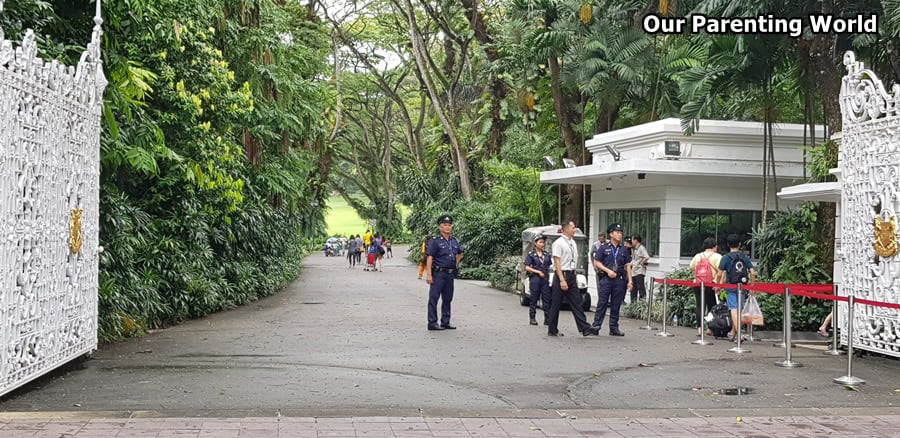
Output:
[{"left": 325, "top": 195, "right": 410, "bottom": 237}]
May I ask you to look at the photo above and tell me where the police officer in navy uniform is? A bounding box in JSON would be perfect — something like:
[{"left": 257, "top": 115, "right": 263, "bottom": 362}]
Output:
[
  {"left": 426, "top": 215, "right": 464, "bottom": 331},
  {"left": 591, "top": 223, "right": 633, "bottom": 336},
  {"left": 524, "top": 234, "right": 552, "bottom": 325}
]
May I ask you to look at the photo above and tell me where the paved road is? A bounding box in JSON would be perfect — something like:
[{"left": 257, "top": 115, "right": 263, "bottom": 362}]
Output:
[{"left": 2, "top": 246, "right": 900, "bottom": 420}]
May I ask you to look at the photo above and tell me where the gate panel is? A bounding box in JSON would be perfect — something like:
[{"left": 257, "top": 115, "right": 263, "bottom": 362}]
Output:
[
  {"left": 838, "top": 51, "right": 900, "bottom": 357},
  {"left": 0, "top": 2, "right": 106, "bottom": 396}
]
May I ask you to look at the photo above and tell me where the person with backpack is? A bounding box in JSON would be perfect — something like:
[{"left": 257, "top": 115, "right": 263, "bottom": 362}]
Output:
[
  {"left": 718, "top": 234, "right": 757, "bottom": 341},
  {"left": 689, "top": 237, "right": 722, "bottom": 336}
]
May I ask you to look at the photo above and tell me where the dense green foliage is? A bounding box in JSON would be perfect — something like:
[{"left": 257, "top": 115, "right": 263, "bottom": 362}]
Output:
[{"left": 4, "top": 0, "right": 332, "bottom": 341}]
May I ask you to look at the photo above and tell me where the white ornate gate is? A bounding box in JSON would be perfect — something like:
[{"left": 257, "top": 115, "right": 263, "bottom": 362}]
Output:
[
  {"left": 0, "top": 1, "right": 106, "bottom": 396},
  {"left": 838, "top": 51, "right": 900, "bottom": 357}
]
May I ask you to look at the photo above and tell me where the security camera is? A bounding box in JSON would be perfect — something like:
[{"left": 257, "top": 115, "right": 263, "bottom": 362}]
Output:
[
  {"left": 605, "top": 144, "right": 621, "bottom": 161},
  {"left": 543, "top": 156, "right": 557, "bottom": 169}
]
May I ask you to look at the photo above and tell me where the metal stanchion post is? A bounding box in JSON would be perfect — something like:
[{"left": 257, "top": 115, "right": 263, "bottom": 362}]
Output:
[
  {"left": 834, "top": 294, "right": 865, "bottom": 385},
  {"left": 728, "top": 283, "right": 750, "bottom": 353},
  {"left": 656, "top": 277, "right": 674, "bottom": 337},
  {"left": 774, "top": 284, "right": 791, "bottom": 348},
  {"left": 824, "top": 284, "right": 846, "bottom": 356},
  {"left": 775, "top": 287, "right": 802, "bottom": 368},
  {"left": 639, "top": 276, "right": 656, "bottom": 330},
  {"left": 746, "top": 317, "right": 759, "bottom": 342},
  {"left": 692, "top": 282, "right": 712, "bottom": 345}
]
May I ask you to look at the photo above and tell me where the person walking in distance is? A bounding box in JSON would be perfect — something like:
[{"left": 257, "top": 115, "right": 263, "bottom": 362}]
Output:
[
  {"left": 347, "top": 234, "right": 360, "bottom": 268},
  {"left": 546, "top": 221, "right": 599, "bottom": 337},
  {"left": 384, "top": 237, "right": 393, "bottom": 258},
  {"left": 426, "top": 215, "right": 464, "bottom": 331},
  {"left": 630, "top": 235, "right": 650, "bottom": 303},
  {"left": 524, "top": 234, "right": 552, "bottom": 325},
  {"left": 363, "top": 229, "right": 373, "bottom": 252},
  {"left": 591, "top": 223, "right": 632, "bottom": 336}
]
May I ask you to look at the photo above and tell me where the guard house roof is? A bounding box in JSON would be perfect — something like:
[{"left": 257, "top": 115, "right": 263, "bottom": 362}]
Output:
[{"left": 541, "top": 118, "right": 822, "bottom": 186}]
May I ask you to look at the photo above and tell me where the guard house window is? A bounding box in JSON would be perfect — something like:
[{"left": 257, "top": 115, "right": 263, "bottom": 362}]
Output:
[
  {"left": 680, "top": 209, "right": 773, "bottom": 258},
  {"left": 603, "top": 209, "right": 660, "bottom": 256}
]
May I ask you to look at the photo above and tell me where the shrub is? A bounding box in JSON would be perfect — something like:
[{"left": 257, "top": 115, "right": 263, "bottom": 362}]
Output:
[
  {"left": 406, "top": 200, "right": 531, "bottom": 269},
  {"left": 458, "top": 265, "right": 493, "bottom": 281},
  {"left": 489, "top": 255, "right": 521, "bottom": 292}
]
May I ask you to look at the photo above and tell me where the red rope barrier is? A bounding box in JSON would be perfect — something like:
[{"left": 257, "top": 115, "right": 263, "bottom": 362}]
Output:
[
  {"left": 857, "top": 297, "right": 900, "bottom": 310},
  {"left": 652, "top": 277, "right": 900, "bottom": 309},
  {"left": 789, "top": 289, "right": 849, "bottom": 302},
  {"left": 787, "top": 284, "right": 834, "bottom": 293}
]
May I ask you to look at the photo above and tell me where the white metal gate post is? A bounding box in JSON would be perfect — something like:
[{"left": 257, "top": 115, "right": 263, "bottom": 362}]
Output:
[
  {"left": 837, "top": 52, "right": 900, "bottom": 359},
  {"left": 0, "top": 0, "right": 106, "bottom": 397}
]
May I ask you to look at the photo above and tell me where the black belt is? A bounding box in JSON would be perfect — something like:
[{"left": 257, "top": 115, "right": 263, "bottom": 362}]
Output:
[
  {"left": 562, "top": 270, "right": 576, "bottom": 274},
  {"left": 433, "top": 266, "right": 457, "bottom": 274}
]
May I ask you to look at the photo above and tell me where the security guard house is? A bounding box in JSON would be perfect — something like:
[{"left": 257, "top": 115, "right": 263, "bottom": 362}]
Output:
[{"left": 540, "top": 118, "right": 821, "bottom": 303}]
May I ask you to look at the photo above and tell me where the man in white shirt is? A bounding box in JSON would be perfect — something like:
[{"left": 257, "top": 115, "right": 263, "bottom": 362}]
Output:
[{"left": 547, "top": 221, "right": 599, "bottom": 337}]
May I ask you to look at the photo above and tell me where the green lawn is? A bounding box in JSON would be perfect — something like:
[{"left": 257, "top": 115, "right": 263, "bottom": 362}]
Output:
[{"left": 325, "top": 195, "right": 409, "bottom": 237}]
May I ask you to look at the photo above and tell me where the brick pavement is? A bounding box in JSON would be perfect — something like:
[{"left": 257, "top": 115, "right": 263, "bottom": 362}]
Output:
[{"left": 0, "top": 415, "right": 898, "bottom": 437}]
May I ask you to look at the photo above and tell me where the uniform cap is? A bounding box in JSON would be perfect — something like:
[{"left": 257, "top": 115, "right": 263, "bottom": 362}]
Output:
[
  {"left": 534, "top": 234, "right": 546, "bottom": 243},
  {"left": 607, "top": 223, "right": 624, "bottom": 234},
  {"left": 437, "top": 215, "right": 454, "bottom": 225}
]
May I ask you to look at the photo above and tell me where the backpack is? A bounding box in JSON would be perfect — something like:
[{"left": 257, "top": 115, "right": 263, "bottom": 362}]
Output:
[
  {"left": 726, "top": 252, "right": 750, "bottom": 285},
  {"left": 708, "top": 302, "right": 732, "bottom": 338},
  {"left": 694, "top": 253, "right": 714, "bottom": 283}
]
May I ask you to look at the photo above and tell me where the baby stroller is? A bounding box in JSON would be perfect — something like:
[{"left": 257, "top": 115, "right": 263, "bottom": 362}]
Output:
[{"left": 364, "top": 251, "right": 377, "bottom": 271}]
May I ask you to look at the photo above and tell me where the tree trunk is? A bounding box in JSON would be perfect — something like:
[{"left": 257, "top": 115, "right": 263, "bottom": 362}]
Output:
[
  {"left": 383, "top": 102, "right": 394, "bottom": 223},
  {"left": 761, "top": 112, "right": 769, "bottom": 226},
  {"left": 808, "top": 0, "right": 844, "bottom": 279},
  {"left": 548, "top": 56, "right": 584, "bottom": 223},
  {"left": 328, "top": 31, "right": 342, "bottom": 142},
  {"left": 459, "top": 0, "right": 506, "bottom": 157},
  {"left": 402, "top": 0, "right": 473, "bottom": 200}
]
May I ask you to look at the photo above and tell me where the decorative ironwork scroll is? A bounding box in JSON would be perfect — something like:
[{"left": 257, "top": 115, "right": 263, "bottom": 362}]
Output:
[
  {"left": 838, "top": 51, "right": 900, "bottom": 357},
  {"left": 0, "top": 1, "right": 106, "bottom": 396}
]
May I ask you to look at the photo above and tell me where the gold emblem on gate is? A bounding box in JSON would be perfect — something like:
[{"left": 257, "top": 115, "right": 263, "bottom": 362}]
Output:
[
  {"left": 873, "top": 214, "right": 898, "bottom": 258},
  {"left": 70, "top": 209, "right": 83, "bottom": 253}
]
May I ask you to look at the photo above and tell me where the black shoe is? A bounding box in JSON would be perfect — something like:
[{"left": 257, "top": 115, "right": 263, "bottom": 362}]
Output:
[
  {"left": 428, "top": 325, "right": 444, "bottom": 331},
  {"left": 530, "top": 317, "right": 538, "bottom": 325},
  {"left": 548, "top": 332, "right": 564, "bottom": 337},
  {"left": 441, "top": 324, "right": 456, "bottom": 330},
  {"left": 609, "top": 329, "right": 625, "bottom": 336},
  {"left": 582, "top": 327, "right": 600, "bottom": 336}
]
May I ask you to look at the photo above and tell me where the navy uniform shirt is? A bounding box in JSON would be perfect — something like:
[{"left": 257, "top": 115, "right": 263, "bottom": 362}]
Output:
[
  {"left": 594, "top": 242, "right": 632, "bottom": 277},
  {"left": 427, "top": 235, "right": 463, "bottom": 269},
  {"left": 524, "top": 249, "right": 551, "bottom": 275}
]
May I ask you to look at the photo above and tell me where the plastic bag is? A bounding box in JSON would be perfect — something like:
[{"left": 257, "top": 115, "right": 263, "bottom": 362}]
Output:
[{"left": 741, "top": 295, "right": 764, "bottom": 326}]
